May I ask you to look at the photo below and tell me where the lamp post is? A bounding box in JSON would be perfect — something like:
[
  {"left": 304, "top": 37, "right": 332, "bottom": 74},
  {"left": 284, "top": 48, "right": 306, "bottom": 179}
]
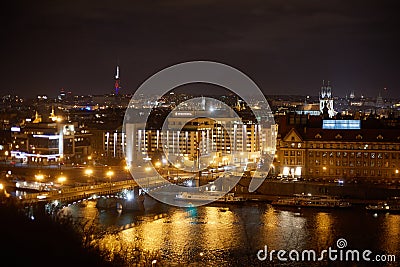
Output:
[
  {"left": 57, "top": 175, "right": 67, "bottom": 199},
  {"left": 58, "top": 176, "right": 66, "bottom": 186},
  {"left": 35, "top": 173, "right": 44, "bottom": 191},
  {"left": 4, "top": 151, "right": 8, "bottom": 165},
  {"left": 124, "top": 165, "right": 130, "bottom": 179},
  {"left": 106, "top": 170, "right": 114, "bottom": 192},
  {"left": 155, "top": 161, "right": 161, "bottom": 169},
  {"left": 85, "top": 168, "right": 93, "bottom": 183},
  {"left": 175, "top": 163, "right": 181, "bottom": 181},
  {"left": 35, "top": 173, "right": 44, "bottom": 181},
  {"left": 145, "top": 166, "right": 151, "bottom": 189}
]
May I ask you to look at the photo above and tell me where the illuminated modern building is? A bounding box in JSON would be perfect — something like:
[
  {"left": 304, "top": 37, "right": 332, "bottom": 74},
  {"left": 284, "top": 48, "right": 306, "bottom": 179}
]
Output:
[
  {"left": 124, "top": 104, "right": 277, "bottom": 170},
  {"left": 274, "top": 114, "right": 400, "bottom": 180},
  {"left": 10, "top": 120, "right": 91, "bottom": 164}
]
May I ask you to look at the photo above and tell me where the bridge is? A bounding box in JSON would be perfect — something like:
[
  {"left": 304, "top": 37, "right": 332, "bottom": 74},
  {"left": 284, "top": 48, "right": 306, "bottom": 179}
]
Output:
[{"left": 17, "top": 175, "right": 168, "bottom": 205}]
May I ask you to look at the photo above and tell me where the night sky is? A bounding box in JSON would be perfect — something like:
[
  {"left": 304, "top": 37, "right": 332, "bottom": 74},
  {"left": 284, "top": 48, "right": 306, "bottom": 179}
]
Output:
[{"left": 1, "top": 0, "right": 399, "bottom": 98}]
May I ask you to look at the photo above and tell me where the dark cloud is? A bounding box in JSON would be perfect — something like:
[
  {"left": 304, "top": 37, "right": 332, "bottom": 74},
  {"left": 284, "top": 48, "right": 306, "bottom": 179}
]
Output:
[{"left": 0, "top": 0, "right": 399, "bottom": 98}]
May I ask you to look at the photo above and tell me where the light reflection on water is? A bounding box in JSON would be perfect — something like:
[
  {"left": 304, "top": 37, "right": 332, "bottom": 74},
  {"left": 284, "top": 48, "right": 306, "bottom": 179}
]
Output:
[{"left": 67, "top": 199, "right": 400, "bottom": 266}]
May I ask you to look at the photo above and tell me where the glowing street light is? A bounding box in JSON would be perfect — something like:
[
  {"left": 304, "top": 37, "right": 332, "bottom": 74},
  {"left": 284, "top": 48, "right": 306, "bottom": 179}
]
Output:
[
  {"left": 35, "top": 174, "right": 44, "bottom": 181},
  {"left": 107, "top": 170, "right": 114, "bottom": 192},
  {"left": 58, "top": 176, "right": 66, "bottom": 185},
  {"left": 85, "top": 169, "right": 93, "bottom": 176},
  {"left": 85, "top": 168, "right": 93, "bottom": 183},
  {"left": 175, "top": 163, "right": 181, "bottom": 180},
  {"left": 145, "top": 166, "right": 151, "bottom": 188}
]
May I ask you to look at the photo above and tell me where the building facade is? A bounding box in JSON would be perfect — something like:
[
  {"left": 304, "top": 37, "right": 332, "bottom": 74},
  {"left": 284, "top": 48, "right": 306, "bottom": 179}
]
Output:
[{"left": 274, "top": 114, "right": 400, "bottom": 181}]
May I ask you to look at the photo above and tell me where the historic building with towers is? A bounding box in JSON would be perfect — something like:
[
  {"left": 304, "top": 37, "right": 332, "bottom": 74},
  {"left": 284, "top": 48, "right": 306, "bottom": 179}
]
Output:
[{"left": 319, "top": 80, "right": 336, "bottom": 118}]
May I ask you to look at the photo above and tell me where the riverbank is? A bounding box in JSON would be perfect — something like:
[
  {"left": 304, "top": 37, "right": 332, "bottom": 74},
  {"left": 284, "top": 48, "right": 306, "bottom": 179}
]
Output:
[{"left": 232, "top": 177, "right": 400, "bottom": 204}]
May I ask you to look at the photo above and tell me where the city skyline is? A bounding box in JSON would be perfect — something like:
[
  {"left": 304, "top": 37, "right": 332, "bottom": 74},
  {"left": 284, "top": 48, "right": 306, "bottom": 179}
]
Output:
[{"left": 1, "top": 0, "right": 399, "bottom": 98}]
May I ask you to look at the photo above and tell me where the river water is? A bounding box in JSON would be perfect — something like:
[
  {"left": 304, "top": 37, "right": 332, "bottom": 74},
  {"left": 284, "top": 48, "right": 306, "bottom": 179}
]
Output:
[{"left": 66, "top": 197, "right": 399, "bottom": 266}]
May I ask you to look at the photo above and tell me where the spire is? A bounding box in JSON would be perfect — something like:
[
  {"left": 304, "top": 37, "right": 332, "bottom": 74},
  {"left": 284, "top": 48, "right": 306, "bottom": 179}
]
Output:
[
  {"left": 321, "top": 80, "right": 326, "bottom": 98},
  {"left": 114, "top": 64, "right": 121, "bottom": 95},
  {"left": 33, "top": 111, "right": 42, "bottom": 123}
]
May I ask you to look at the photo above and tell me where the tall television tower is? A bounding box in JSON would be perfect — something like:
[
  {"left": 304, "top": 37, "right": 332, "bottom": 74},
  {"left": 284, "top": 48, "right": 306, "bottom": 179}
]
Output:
[{"left": 114, "top": 65, "right": 121, "bottom": 95}]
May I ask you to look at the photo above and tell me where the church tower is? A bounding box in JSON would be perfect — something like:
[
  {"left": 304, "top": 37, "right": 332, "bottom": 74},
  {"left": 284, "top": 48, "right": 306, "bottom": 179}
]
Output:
[{"left": 319, "top": 80, "right": 336, "bottom": 118}]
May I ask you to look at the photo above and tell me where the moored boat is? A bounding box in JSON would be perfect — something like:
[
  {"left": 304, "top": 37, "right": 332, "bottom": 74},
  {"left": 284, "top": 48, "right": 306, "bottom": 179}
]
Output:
[
  {"left": 366, "top": 198, "right": 400, "bottom": 213},
  {"left": 271, "top": 193, "right": 351, "bottom": 208},
  {"left": 175, "top": 191, "right": 245, "bottom": 203}
]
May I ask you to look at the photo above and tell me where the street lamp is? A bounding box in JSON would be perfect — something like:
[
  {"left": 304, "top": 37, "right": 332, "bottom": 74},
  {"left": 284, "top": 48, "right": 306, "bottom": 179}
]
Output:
[
  {"left": 4, "top": 151, "right": 8, "bottom": 164},
  {"left": 58, "top": 176, "right": 66, "bottom": 185},
  {"left": 85, "top": 169, "right": 93, "bottom": 183},
  {"left": 124, "top": 165, "right": 130, "bottom": 179},
  {"left": 145, "top": 166, "right": 151, "bottom": 188},
  {"left": 106, "top": 170, "right": 114, "bottom": 192},
  {"left": 175, "top": 163, "right": 181, "bottom": 181},
  {"left": 57, "top": 176, "right": 66, "bottom": 199},
  {"left": 35, "top": 173, "right": 44, "bottom": 181}
]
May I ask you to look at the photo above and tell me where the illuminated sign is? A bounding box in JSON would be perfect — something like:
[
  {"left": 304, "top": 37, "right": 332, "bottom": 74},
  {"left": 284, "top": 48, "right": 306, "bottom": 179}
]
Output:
[
  {"left": 33, "top": 134, "right": 60, "bottom": 140},
  {"left": 322, "top": 120, "right": 361, "bottom": 130},
  {"left": 174, "top": 112, "right": 193, "bottom": 116},
  {"left": 11, "top": 127, "right": 20, "bottom": 132}
]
